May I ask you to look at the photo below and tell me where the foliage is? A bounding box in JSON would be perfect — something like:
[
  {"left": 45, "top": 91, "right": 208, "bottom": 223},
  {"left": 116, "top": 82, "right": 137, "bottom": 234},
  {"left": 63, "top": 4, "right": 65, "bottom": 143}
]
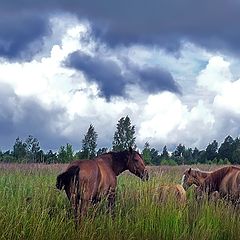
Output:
[
  {"left": 25, "top": 135, "right": 41, "bottom": 162},
  {"left": 205, "top": 140, "right": 218, "bottom": 161},
  {"left": 160, "top": 158, "right": 177, "bottom": 166},
  {"left": 160, "top": 145, "right": 169, "bottom": 160},
  {"left": 112, "top": 116, "right": 136, "bottom": 151},
  {"left": 57, "top": 144, "right": 74, "bottom": 163},
  {"left": 13, "top": 137, "right": 27, "bottom": 161},
  {"left": 142, "top": 142, "right": 152, "bottom": 165},
  {"left": 81, "top": 124, "right": 98, "bottom": 159},
  {"left": 97, "top": 147, "right": 108, "bottom": 156}
]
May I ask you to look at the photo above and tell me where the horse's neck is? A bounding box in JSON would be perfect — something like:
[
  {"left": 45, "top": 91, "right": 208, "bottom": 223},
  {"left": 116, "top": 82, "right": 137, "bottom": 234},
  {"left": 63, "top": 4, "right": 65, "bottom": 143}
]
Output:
[
  {"left": 101, "top": 153, "right": 127, "bottom": 176},
  {"left": 111, "top": 157, "right": 127, "bottom": 176},
  {"left": 195, "top": 170, "right": 211, "bottom": 184}
]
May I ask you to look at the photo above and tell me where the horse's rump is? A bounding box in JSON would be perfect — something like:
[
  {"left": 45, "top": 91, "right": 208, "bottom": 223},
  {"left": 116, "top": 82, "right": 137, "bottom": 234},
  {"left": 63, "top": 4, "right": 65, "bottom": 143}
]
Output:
[{"left": 200, "top": 166, "right": 240, "bottom": 201}]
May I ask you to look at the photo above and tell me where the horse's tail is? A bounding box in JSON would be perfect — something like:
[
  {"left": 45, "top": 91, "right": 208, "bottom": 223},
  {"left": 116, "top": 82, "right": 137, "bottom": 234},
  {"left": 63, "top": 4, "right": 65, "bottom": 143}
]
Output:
[{"left": 56, "top": 165, "right": 80, "bottom": 190}]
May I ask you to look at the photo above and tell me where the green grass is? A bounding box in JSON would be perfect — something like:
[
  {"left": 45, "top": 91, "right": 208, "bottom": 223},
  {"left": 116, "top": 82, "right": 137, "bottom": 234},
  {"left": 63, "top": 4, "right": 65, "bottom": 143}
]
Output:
[{"left": 0, "top": 165, "right": 239, "bottom": 240}]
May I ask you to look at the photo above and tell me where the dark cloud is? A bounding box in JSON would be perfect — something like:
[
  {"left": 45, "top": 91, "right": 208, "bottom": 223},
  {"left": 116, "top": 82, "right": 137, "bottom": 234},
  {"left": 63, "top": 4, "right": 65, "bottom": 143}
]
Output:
[
  {"left": 137, "top": 67, "right": 181, "bottom": 94},
  {"left": 66, "top": 51, "right": 180, "bottom": 99},
  {"left": 0, "top": 83, "right": 68, "bottom": 151},
  {"left": 72, "top": 0, "right": 240, "bottom": 54},
  {"left": 0, "top": 11, "right": 50, "bottom": 60},
  {"left": 66, "top": 51, "right": 127, "bottom": 99},
  {"left": 1, "top": 0, "right": 240, "bottom": 59}
]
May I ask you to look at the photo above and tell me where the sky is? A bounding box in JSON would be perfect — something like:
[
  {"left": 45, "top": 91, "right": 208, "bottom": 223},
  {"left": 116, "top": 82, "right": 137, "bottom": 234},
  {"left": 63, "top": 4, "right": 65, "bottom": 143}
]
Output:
[{"left": 1, "top": 0, "right": 240, "bottom": 152}]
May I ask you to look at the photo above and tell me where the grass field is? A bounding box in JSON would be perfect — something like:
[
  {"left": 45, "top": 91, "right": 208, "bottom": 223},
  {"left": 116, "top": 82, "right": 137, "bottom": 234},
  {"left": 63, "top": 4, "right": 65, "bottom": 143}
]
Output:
[{"left": 0, "top": 163, "right": 239, "bottom": 240}]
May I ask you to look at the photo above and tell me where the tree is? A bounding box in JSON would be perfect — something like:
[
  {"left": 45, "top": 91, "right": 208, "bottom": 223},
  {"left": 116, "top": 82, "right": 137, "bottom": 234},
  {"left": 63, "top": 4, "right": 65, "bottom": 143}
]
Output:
[
  {"left": 161, "top": 145, "right": 169, "bottom": 160},
  {"left": 192, "top": 147, "right": 200, "bottom": 163},
  {"left": 97, "top": 147, "right": 108, "bottom": 156},
  {"left": 58, "top": 145, "right": 67, "bottom": 163},
  {"left": 25, "top": 135, "right": 41, "bottom": 162},
  {"left": 218, "top": 135, "right": 234, "bottom": 163},
  {"left": 232, "top": 148, "right": 240, "bottom": 164},
  {"left": 13, "top": 137, "right": 27, "bottom": 162},
  {"left": 142, "top": 142, "right": 152, "bottom": 165},
  {"left": 66, "top": 143, "right": 74, "bottom": 162},
  {"left": 172, "top": 144, "right": 186, "bottom": 164},
  {"left": 150, "top": 148, "right": 161, "bottom": 165},
  {"left": 82, "top": 124, "right": 98, "bottom": 159},
  {"left": 45, "top": 150, "right": 57, "bottom": 164},
  {"left": 205, "top": 140, "right": 218, "bottom": 161},
  {"left": 183, "top": 148, "right": 193, "bottom": 164},
  {"left": 112, "top": 116, "right": 136, "bottom": 151}
]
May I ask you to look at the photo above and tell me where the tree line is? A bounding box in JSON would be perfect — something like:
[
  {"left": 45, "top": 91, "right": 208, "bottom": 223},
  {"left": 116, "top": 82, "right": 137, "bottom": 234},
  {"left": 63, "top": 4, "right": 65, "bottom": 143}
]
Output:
[{"left": 0, "top": 116, "right": 240, "bottom": 165}]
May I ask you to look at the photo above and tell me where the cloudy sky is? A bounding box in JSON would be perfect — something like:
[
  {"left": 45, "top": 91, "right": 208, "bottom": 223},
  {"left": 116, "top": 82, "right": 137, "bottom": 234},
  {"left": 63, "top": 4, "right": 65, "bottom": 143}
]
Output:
[{"left": 1, "top": 0, "right": 240, "bottom": 152}]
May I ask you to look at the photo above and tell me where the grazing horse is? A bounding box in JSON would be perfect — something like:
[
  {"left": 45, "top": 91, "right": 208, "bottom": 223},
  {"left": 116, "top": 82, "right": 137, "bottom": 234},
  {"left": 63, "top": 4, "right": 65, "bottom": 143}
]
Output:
[
  {"left": 56, "top": 147, "right": 149, "bottom": 223},
  {"left": 155, "top": 184, "right": 186, "bottom": 206},
  {"left": 181, "top": 168, "right": 211, "bottom": 190},
  {"left": 196, "top": 166, "right": 240, "bottom": 202}
]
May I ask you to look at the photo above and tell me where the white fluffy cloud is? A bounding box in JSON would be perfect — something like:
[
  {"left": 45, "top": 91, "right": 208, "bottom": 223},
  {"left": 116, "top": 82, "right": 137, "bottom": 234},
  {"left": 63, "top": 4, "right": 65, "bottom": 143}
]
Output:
[{"left": 1, "top": 14, "right": 240, "bottom": 151}]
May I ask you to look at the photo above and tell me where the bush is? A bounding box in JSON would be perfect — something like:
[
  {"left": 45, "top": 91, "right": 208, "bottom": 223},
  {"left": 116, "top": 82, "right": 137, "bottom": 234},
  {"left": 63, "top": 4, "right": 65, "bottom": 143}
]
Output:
[{"left": 160, "top": 159, "right": 177, "bottom": 166}]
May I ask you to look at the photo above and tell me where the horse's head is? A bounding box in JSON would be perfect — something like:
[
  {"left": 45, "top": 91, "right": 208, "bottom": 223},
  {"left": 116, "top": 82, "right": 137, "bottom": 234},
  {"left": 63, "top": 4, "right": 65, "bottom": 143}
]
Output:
[
  {"left": 182, "top": 168, "right": 200, "bottom": 190},
  {"left": 127, "top": 147, "right": 149, "bottom": 181}
]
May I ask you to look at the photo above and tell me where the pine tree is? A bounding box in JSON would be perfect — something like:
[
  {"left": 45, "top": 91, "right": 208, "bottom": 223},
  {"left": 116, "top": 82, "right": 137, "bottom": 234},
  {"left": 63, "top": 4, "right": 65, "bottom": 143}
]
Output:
[
  {"left": 82, "top": 124, "right": 98, "bottom": 159},
  {"left": 161, "top": 145, "right": 169, "bottom": 160},
  {"left": 218, "top": 135, "right": 234, "bottom": 162},
  {"left": 205, "top": 140, "right": 218, "bottom": 161},
  {"left": 112, "top": 116, "right": 136, "bottom": 151},
  {"left": 142, "top": 142, "right": 152, "bottom": 165},
  {"left": 58, "top": 145, "right": 67, "bottom": 163}
]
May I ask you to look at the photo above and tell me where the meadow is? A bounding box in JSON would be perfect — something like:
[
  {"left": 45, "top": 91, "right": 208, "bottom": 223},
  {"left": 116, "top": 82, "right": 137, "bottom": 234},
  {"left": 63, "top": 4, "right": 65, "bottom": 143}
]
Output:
[{"left": 0, "top": 163, "right": 240, "bottom": 240}]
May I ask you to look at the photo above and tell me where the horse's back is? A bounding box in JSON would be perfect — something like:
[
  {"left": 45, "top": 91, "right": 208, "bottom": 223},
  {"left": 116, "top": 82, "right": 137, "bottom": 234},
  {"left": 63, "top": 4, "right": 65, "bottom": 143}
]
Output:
[{"left": 156, "top": 184, "right": 186, "bottom": 206}]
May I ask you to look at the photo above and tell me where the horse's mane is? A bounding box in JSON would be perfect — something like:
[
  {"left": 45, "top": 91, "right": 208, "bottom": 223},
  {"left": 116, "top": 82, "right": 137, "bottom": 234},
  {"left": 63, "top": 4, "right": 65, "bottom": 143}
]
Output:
[
  {"left": 187, "top": 168, "right": 211, "bottom": 178},
  {"left": 99, "top": 150, "right": 140, "bottom": 162},
  {"left": 99, "top": 150, "right": 129, "bottom": 162}
]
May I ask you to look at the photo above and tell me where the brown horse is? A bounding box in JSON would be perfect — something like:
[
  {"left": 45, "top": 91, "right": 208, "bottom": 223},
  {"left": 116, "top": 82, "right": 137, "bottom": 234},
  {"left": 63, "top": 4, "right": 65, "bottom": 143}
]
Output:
[
  {"left": 196, "top": 166, "right": 240, "bottom": 202},
  {"left": 56, "top": 147, "right": 149, "bottom": 223},
  {"left": 155, "top": 184, "right": 186, "bottom": 206},
  {"left": 181, "top": 168, "right": 211, "bottom": 190}
]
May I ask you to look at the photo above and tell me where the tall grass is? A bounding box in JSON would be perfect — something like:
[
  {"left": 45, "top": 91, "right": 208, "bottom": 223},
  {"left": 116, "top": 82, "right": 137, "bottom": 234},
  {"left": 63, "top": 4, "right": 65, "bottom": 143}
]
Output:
[{"left": 0, "top": 165, "right": 239, "bottom": 240}]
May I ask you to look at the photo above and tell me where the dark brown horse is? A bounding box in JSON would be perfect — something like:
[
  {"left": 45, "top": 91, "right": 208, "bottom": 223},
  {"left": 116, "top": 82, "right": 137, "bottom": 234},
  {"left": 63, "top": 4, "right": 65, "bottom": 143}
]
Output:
[{"left": 56, "top": 147, "right": 149, "bottom": 223}]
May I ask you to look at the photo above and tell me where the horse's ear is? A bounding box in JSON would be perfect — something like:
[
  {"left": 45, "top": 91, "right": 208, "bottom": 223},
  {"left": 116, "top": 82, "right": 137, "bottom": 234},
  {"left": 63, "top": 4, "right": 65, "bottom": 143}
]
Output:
[
  {"left": 188, "top": 168, "right": 191, "bottom": 174},
  {"left": 129, "top": 146, "right": 133, "bottom": 154}
]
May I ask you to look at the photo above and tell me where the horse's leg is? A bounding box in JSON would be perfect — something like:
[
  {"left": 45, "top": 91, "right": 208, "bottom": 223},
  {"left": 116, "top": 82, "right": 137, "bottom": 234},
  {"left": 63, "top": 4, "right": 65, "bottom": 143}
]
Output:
[
  {"left": 79, "top": 186, "right": 91, "bottom": 223},
  {"left": 107, "top": 188, "right": 116, "bottom": 217},
  {"left": 70, "top": 192, "right": 80, "bottom": 227}
]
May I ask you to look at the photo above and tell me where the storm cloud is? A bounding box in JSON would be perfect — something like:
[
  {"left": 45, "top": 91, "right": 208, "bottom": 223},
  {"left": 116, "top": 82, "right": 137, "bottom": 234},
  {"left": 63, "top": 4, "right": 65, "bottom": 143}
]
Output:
[
  {"left": 0, "top": 83, "right": 68, "bottom": 150},
  {"left": 0, "top": 10, "right": 51, "bottom": 60},
  {"left": 66, "top": 51, "right": 127, "bottom": 99},
  {"left": 1, "top": 1, "right": 240, "bottom": 152},
  {"left": 66, "top": 51, "right": 180, "bottom": 99},
  {"left": 1, "top": 0, "right": 240, "bottom": 57}
]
